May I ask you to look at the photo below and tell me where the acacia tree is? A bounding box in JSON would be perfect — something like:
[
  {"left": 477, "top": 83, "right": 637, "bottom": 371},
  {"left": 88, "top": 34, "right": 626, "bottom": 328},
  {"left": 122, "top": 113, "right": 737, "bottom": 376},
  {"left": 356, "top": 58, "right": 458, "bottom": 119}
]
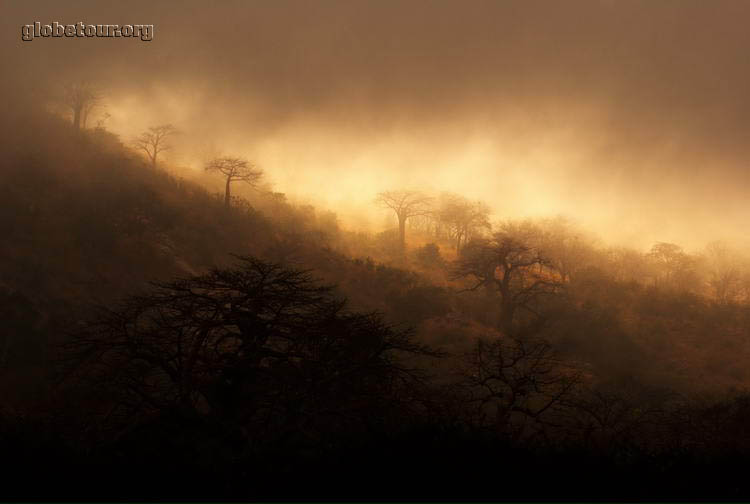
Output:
[
  {"left": 63, "top": 82, "right": 101, "bottom": 130},
  {"left": 205, "top": 156, "right": 263, "bottom": 207},
  {"left": 453, "top": 222, "right": 563, "bottom": 336},
  {"left": 376, "top": 190, "right": 432, "bottom": 253},
  {"left": 134, "top": 124, "right": 178, "bottom": 168}
]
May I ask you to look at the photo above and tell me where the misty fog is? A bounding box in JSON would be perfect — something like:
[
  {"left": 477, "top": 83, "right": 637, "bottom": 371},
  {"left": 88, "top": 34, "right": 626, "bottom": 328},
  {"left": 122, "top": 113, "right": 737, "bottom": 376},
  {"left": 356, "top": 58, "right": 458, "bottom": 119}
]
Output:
[{"left": 5, "top": 0, "right": 750, "bottom": 249}]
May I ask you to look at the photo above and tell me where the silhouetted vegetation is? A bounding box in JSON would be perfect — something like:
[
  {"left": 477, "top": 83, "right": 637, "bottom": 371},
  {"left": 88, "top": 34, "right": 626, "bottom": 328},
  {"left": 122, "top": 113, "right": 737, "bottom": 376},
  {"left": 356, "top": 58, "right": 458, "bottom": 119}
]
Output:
[{"left": 6, "top": 101, "right": 750, "bottom": 501}]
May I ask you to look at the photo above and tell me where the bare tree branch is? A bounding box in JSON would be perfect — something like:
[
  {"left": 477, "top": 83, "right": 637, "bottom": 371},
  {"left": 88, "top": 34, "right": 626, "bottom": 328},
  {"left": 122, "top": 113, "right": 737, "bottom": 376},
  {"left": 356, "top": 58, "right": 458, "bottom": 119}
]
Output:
[
  {"left": 133, "top": 124, "right": 178, "bottom": 168},
  {"left": 205, "top": 157, "right": 264, "bottom": 207}
]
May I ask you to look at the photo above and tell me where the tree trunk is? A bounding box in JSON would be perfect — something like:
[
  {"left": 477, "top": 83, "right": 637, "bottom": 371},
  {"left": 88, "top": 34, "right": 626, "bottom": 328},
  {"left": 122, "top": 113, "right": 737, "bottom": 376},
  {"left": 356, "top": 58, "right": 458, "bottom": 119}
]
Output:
[
  {"left": 498, "top": 275, "right": 515, "bottom": 336},
  {"left": 224, "top": 176, "right": 232, "bottom": 207},
  {"left": 499, "top": 301, "right": 515, "bottom": 337},
  {"left": 398, "top": 215, "right": 406, "bottom": 252},
  {"left": 151, "top": 139, "right": 159, "bottom": 168}
]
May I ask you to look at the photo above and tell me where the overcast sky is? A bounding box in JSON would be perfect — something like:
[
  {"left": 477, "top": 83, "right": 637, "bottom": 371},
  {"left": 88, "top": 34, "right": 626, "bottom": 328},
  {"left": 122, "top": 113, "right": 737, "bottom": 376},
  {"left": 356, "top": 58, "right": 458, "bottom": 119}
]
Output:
[{"left": 4, "top": 0, "right": 750, "bottom": 248}]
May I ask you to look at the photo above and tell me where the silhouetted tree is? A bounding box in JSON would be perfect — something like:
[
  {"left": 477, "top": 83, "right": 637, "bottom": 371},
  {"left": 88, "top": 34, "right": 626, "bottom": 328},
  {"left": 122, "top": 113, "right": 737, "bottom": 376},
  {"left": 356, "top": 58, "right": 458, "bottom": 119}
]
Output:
[
  {"left": 463, "top": 334, "right": 581, "bottom": 440},
  {"left": 436, "top": 193, "right": 491, "bottom": 253},
  {"left": 606, "top": 246, "right": 650, "bottom": 283},
  {"left": 205, "top": 157, "right": 263, "bottom": 207},
  {"left": 134, "top": 124, "right": 178, "bottom": 168},
  {"left": 570, "top": 384, "right": 670, "bottom": 454},
  {"left": 537, "top": 216, "right": 597, "bottom": 284},
  {"left": 62, "top": 257, "right": 439, "bottom": 451},
  {"left": 376, "top": 190, "right": 432, "bottom": 253},
  {"left": 648, "top": 242, "right": 698, "bottom": 291},
  {"left": 453, "top": 222, "right": 563, "bottom": 335},
  {"left": 704, "top": 241, "right": 744, "bottom": 304},
  {"left": 63, "top": 82, "right": 101, "bottom": 130}
]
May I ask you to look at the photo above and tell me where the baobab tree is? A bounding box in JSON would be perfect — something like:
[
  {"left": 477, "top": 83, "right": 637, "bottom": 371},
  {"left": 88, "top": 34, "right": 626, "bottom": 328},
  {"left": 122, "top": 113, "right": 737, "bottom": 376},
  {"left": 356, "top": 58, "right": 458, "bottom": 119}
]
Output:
[
  {"left": 133, "top": 124, "right": 178, "bottom": 168},
  {"left": 63, "top": 82, "right": 101, "bottom": 130},
  {"left": 375, "top": 190, "right": 432, "bottom": 252},
  {"left": 205, "top": 156, "right": 263, "bottom": 207}
]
